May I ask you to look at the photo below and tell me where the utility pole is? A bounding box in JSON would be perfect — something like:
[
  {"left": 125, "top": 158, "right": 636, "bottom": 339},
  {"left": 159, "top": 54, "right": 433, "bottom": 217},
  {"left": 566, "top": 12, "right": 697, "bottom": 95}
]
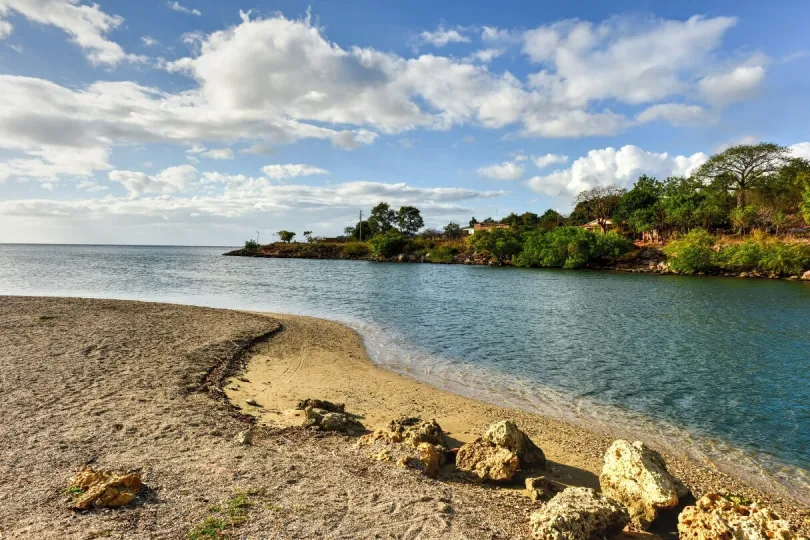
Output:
[
  {"left": 358, "top": 210, "right": 363, "bottom": 241},
  {"left": 256, "top": 231, "right": 260, "bottom": 244}
]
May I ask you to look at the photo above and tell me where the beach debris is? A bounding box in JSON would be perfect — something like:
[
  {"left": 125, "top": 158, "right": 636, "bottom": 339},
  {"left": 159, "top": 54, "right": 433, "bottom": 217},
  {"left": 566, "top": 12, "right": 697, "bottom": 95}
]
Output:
[
  {"left": 525, "top": 476, "right": 565, "bottom": 502},
  {"left": 529, "top": 487, "right": 630, "bottom": 540},
  {"left": 234, "top": 427, "right": 254, "bottom": 446},
  {"left": 678, "top": 493, "right": 800, "bottom": 540},
  {"left": 599, "top": 439, "right": 684, "bottom": 529},
  {"left": 303, "top": 406, "right": 364, "bottom": 435},
  {"left": 245, "top": 399, "right": 261, "bottom": 407},
  {"left": 68, "top": 467, "right": 143, "bottom": 510},
  {"left": 483, "top": 420, "right": 546, "bottom": 468},
  {"left": 455, "top": 439, "right": 520, "bottom": 482},
  {"left": 295, "top": 398, "right": 345, "bottom": 413}
]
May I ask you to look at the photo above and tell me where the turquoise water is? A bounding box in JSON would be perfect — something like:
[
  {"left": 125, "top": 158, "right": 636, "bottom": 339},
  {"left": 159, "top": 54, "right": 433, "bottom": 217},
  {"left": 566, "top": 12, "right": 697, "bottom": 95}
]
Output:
[{"left": 1, "top": 244, "right": 809, "bottom": 501}]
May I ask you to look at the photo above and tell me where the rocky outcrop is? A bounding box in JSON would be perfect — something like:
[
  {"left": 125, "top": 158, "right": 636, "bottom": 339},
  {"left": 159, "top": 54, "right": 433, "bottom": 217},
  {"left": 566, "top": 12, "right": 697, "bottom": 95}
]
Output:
[
  {"left": 529, "top": 487, "right": 630, "bottom": 540},
  {"left": 801, "top": 270, "right": 810, "bottom": 281},
  {"left": 296, "top": 398, "right": 345, "bottom": 413},
  {"left": 599, "top": 439, "right": 683, "bottom": 529},
  {"left": 303, "top": 406, "right": 364, "bottom": 435},
  {"left": 234, "top": 427, "right": 254, "bottom": 445},
  {"left": 69, "top": 467, "right": 143, "bottom": 510},
  {"left": 483, "top": 420, "right": 546, "bottom": 468},
  {"left": 678, "top": 493, "right": 801, "bottom": 540},
  {"left": 415, "top": 442, "right": 441, "bottom": 478},
  {"left": 359, "top": 417, "right": 449, "bottom": 478},
  {"left": 362, "top": 416, "right": 448, "bottom": 448},
  {"left": 455, "top": 439, "right": 520, "bottom": 482},
  {"left": 525, "top": 476, "right": 565, "bottom": 502}
]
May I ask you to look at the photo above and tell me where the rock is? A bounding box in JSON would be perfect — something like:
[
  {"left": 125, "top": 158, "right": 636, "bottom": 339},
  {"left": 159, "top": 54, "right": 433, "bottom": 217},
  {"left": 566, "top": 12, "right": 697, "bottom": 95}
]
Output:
[
  {"left": 483, "top": 420, "right": 546, "bottom": 468},
  {"left": 69, "top": 467, "right": 143, "bottom": 510},
  {"left": 455, "top": 438, "right": 520, "bottom": 482},
  {"left": 801, "top": 270, "right": 810, "bottom": 281},
  {"left": 401, "top": 442, "right": 442, "bottom": 478},
  {"left": 303, "top": 407, "right": 364, "bottom": 435},
  {"left": 678, "top": 493, "right": 800, "bottom": 540},
  {"left": 529, "top": 487, "right": 630, "bottom": 540},
  {"left": 525, "top": 476, "right": 564, "bottom": 501},
  {"left": 599, "top": 440, "right": 683, "bottom": 530},
  {"left": 295, "top": 398, "right": 345, "bottom": 413},
  {"left": 234, "top": 427, "right": 254, "bottom": 445},
  {"left": 361, "top": 416, "right": 448, "bottom": 448},
  {"left": 246, "top": 398, "right": 260, "bottom": 407}
]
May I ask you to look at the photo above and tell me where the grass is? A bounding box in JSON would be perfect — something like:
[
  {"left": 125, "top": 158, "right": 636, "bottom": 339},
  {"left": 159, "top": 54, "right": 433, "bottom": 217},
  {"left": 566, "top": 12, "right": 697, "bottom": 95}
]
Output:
[
  {"left": 64, "top": 485, "right": 85, "bottom": 497},
  {"left": 187, "top": 492, "right": 255, "bottom": 539}
]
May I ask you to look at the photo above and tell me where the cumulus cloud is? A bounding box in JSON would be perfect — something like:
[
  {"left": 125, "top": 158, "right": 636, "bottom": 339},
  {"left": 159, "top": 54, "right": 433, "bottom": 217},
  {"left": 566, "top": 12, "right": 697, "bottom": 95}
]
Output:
[
  {"left": 167, "top": 1, "right": 201, "bottom": 16},
  {"left": 790, "top": 142, "right": 810, "bottom": 161},
  {"left": 532, "top": 153, "right": 568, "bottom": 168},
  {"left": 699, "top": 65, "right": 766, "bottom": 106},
  {"left": 414, "top": 25, "right": 470, "bottom": 48},
  {"left": 527, "top": 145, "right": 708, "bottom": 197},
  {"left": 477, "top": 160, "right": 524, "bottom": 181},
  {"left": 464, "top": 48, "right": 505, "bottom": 63},
  {"left": 636, "top": 103, "right": 714, "bottom": 126},
  {"left": 261, "top": 164, "right": 329, "bottom": 180},
  {"left": 201, "top": 148, "right": 234, "bottom": 160},
  {"left": 141, "top": 36, "right": 159, "bottom": 47},
  {"left": 0, "top": 146, "right": 110, "bottom": 184},
  {"left": 0, "top": 19, "right": 12, "bottom": 38},
  {"left": 0, "top": 0, "right": 143, "bottom": 65},
  {"left": 109, "top": 165, "right": 198, "bottom": 196}
]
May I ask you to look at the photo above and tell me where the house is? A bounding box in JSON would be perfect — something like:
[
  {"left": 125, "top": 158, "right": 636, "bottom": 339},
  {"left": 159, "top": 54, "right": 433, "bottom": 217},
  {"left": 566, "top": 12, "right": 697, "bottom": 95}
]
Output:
[
  {"left": 579, "top": 219, "right": 616, "bottom": 233},
  {"left": 463, "top": 223, "right": 511, "bottom": 235}
]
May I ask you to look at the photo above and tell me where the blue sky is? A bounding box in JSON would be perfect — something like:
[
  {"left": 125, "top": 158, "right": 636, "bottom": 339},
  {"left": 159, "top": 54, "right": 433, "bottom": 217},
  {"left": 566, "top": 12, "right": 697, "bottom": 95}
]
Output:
[{"left": 0, "top": 0, "right": 809, "bottom": 245}]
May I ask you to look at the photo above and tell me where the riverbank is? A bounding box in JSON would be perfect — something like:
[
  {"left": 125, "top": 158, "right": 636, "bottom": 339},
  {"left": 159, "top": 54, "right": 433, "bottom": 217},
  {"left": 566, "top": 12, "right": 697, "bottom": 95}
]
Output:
[
  {"left": 225, "top": 242, "right": 810, "bottom": 281},
  {"left": 2, "top": 297, "right": 806, "bottom": 538}
]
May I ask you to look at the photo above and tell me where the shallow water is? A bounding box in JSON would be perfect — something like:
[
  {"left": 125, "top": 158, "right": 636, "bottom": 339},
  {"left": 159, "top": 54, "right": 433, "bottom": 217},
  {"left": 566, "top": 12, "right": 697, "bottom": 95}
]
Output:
[{"left": 1, "top": 244, "right": 809, "bottom": 501}]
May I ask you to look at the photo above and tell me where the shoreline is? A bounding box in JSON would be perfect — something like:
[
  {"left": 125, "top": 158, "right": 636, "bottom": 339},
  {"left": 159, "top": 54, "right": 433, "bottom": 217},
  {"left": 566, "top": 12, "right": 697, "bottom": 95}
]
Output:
[
  {"left": 224, "top": 246, "right": 810, "bottom": 282},
  {"left": 225, "top": 313, "right": 810, "bottom": 534}
]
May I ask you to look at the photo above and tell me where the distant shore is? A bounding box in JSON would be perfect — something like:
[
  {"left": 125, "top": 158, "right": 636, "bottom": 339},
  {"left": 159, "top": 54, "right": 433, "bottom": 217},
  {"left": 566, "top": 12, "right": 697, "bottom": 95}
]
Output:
[{"left": 224, "top": 243, "right": 810, "bottom": 281}]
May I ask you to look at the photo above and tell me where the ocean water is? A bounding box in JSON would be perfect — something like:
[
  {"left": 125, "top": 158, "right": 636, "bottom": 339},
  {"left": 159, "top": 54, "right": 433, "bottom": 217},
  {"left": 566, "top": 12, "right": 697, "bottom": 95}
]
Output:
[{"left": 1, "top": 244, "right": 809, "bottom": 502}]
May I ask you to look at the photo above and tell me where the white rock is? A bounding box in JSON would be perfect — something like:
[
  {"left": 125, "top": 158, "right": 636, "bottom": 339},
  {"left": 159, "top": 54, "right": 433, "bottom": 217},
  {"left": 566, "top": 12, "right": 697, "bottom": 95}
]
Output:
[{"left": 529, "top": 487, "right": 629, "bottom": 540}]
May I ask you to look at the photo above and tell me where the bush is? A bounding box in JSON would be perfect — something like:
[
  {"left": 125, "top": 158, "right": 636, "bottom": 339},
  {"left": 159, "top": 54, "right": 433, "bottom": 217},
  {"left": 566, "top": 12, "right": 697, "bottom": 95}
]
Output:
[
  {"left": 758, "top": 242, "right": 810, "bottom": 275},
  {"left": 428, "top": 245, "right": 458, "bottom": 263},
  {"left": 711, "top": 235, "right": 810, "bottom": 276},
  {"left": 243, "top": 239, "right": 260, "bottom": 252},
  {"left": 469, "top": 228, "right": 522, "bottom": 263},
  {"left": 369, "top": 230, "right": 408, "bottom": 257},
  {"left": 514, "top": 227, "right": 631, "bottom": 269},
  {"left": 662, "top": 230, "right": 716, "bottom": 274},
  {"left": 342, "top": 242, "right": 369, "bottom": 257}
]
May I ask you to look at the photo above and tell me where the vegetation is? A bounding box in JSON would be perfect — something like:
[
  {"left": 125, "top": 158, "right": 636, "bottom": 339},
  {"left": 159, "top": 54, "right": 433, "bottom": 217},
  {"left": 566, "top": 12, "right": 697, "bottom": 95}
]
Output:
[
  {"left": 342, "top": 242, "right": 370, "bottom": 257},
  {"left": 243, "top": 239, "right": 260, "bottom": 252},
  {"left": 514, "top": 228, "right": 632, "bottom": 269},
  {"left": 369, "top": 230, "right": 408, "bottom": 257},
  {"left": 187, "top": 493, "right": 254, "bottom": 539},
  {"left": 662, "top": 231, "right": 717, "bottom": 274},
  {"left": 278, "top": 230, "right": 296, "bottom": 244}
]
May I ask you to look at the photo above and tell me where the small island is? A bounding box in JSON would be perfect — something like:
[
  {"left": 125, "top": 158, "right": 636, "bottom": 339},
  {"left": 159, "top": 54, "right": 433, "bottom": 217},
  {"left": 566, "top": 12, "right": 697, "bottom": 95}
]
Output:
[{"left": 227, "top": 143, "right": 810, "bottom": 281}]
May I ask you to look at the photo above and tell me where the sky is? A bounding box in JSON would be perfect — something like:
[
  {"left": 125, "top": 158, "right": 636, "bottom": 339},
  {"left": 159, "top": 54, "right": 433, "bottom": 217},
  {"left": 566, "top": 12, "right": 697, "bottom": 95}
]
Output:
[{"left": 1, "top": 0, "right": 809, "bottom": 245}]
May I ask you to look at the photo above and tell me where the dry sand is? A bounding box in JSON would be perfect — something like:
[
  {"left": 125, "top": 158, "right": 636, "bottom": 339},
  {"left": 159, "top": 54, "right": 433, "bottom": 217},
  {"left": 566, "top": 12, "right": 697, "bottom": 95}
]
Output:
[{"left": 0, "top": 297, "right": 807, "bottom": 539}]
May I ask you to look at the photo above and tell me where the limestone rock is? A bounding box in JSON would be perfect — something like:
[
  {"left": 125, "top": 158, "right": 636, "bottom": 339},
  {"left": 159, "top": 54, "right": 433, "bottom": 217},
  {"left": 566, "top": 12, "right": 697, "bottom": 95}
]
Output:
[
  {"left": 525, "top": 476, "right": 564, "bottom": 501},
  {"left": 234, "top": 427, "right": 254, "bottom": 445},
  {"left": 529, "top": 487, "right": 629, "bottom": 540},
  {"left": 456, "top": 438, "right": 520, "bottom": 482},
  {"left": 417, "top": 442, "right": 441, "bottom": 479},
  {"left": 295, "top": 398, "right": 345, "bottom": 413},
  {"left": 599, "top": 439, "right": 682, "bottom": 529},
  {"left": 70, "top": 467, "right": 143, "bottom": 510},
  {"left": 303, "top": 407, "right": 364, "bottom": 435},
  {"left": 801, "top": 270, "right": 810, "bottom": 281},
  {"left": 360, "top": 416, "right": 448, "bottom": 448},
  {"left": 484, "top": 420, "right": 546, "bottom": 467},
  {"left": 678, "top": 493, "right": 800, "bottom": 540}
]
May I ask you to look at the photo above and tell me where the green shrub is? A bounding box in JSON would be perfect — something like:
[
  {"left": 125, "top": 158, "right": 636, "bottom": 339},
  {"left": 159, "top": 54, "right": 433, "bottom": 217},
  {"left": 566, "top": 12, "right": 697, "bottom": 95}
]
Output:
[
  {"left": 342, "top": 242, "right": 370, "bottom": 257},
  {"left": 713, "top": 240, "right": 762, "bottom": 272},
  {"left": 514, "top": 227, "right": 631, "bottom": 269},
  {"left": 663, "top": 230, "right": 716, "bottom": 273},
  {"left": 243, "top": 240, "right": 260, "bottom": 252},
  {"left": 427, "top": 245, "right": 457, "bottom": 263},
  {"left": 756, "top": 242, "right": 810, "bottom": 275},
  {"left": 369, "top": 230, "right": 408, "bottom": 257},
  {"left": 469, "top": 228, "right": 522, "bottom": 263}
]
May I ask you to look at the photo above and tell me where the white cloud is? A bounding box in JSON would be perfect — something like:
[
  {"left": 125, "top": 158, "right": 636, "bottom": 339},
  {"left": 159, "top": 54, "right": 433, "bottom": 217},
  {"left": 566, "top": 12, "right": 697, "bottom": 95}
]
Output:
[
  {"left": 414, "top": 25, "right": 470, "bottom": 48},
  {"left": 477, "top": 160, "right": 524, "bottom": 181},
  {"left": 141, "top": 36, "right": 159, "bottom": 47},
  {"left": 636, "top": 103, "right": 714, "bottom": 126},
  {"left": 0, "top": 19, "right": 12, "bottom": 39},
  {"left": 109, "top": 164, "right": 199, "bottom": 196},
  {"left": 242, "top": 142, "right": 275, "bottom": 155},
  {"left": 527, "top": 145, "right": 708, "bottom": 197},
  {"left": 0, "top": 0, "right": 144, "bottom": 65},
  {"left": 464, "top": 48, "right": 504, "bottom": 63},
  {"left": 201, "top": 148, "right": 234, "bottom": 160},
  {"left": 521, "top": 109, "right": 628, "bottom": 138},
  {"left": 523, "top": 15, "right": 738, "bottom": 107},
  {"left": 167, "top": 1, "right": 201, "bottom": 16},
  {"left": 532, "top": 153, "right": 568, "bottom": 168},
  {"left": 790, "top": 142, "right": 810, "bottom": 161},
  {"left": 261, "top": 164, "right": 329, "bottom": 180},
  {"left": 481, "top": 26, "right": 518, "bottom": 43},
  {"left": 0, "top": 146, "right": 110, "bottom": 184},
  {"left": 699, "top": 65, "right": 766, "bottom": 106}
]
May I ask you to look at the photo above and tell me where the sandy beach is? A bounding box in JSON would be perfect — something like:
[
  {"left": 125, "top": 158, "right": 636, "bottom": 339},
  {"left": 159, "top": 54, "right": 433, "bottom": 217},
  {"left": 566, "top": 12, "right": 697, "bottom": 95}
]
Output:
[{"left": 1, "top": 297, "right": 807, "bottom": 539}]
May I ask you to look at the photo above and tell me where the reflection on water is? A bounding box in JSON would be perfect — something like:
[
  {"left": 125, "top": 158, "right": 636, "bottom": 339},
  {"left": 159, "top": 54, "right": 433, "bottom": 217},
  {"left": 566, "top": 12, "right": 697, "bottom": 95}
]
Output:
[{"left": 1, "top": 244, "right": 809, "bottom": 502}]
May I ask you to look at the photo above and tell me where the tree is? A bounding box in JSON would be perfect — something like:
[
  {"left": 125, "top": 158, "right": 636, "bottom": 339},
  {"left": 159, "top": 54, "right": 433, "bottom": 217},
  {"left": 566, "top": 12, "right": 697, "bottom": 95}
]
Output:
[
  {"left": 801, "top": 182, "right": 810, "bottom": 225},
  {"left": 419, "top": 228, "right": 443, "bottom": 238},
  {"left": 368, "top": 202, "right": 397, "bottom": 235},
  {"left": 369, "top": 230, "right": 407, "bottom": 257},
  {"left": 614, "top": 175, "right": 662, "bottom": 235},
  {"left": 303, "top": 230, "right": 314, "bottom": 243},
  {"left": 278, "top": 230, "right": 296, "bottom": 243},
  {"left": 574, "top": 185, "right": 626, "bottom": 233},
  {"left": 469, "top": 228, "right": 521, "bottom": 263},
  {"left": 468, "top": 217, "right": 479, "bottom": 227},
  {"left": 537, "top": 209, "right": 565, "bottom": 231},
  {"left": 344, "top": 220, "right": 372, "bottom": 241},
  {"left": 444, "top": 222, "right": 463, "bottom": 238},
  {"left": 694, "top": 143, "right": 793, "bottom": 208},
  {"left": 397, "top": 206, "right": 424, "bottom": 236}
]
